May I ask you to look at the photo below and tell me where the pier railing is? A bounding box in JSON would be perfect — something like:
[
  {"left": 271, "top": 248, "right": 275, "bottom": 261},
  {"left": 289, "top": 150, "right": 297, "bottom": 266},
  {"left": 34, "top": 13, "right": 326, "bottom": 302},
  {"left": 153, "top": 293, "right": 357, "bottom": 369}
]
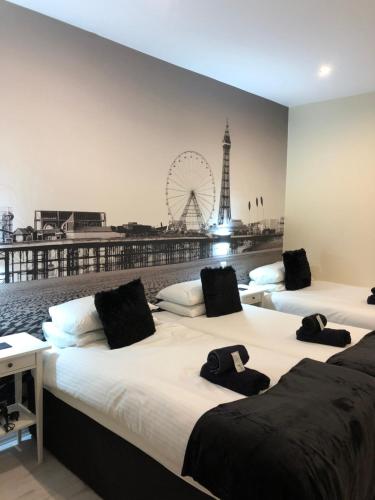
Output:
[
  {"left": 0, "top": 237, "right": 213, "bottom": 283},
  {"left": 0, "top": 233, "right": 282, "bottom": 284}
]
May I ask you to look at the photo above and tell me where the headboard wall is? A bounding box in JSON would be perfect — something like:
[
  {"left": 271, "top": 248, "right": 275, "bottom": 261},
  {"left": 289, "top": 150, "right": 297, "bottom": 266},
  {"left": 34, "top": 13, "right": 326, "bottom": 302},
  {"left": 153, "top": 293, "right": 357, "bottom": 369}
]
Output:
[{"left": 0, "top": 2, "right": 288, "bottom": 337}]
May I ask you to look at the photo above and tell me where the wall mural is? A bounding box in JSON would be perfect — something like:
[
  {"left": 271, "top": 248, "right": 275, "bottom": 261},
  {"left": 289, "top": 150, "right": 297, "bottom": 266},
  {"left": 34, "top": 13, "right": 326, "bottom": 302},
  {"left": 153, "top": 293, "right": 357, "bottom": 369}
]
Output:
[{"left": 0, "top": 121, "right": 284, "bottom": 337}]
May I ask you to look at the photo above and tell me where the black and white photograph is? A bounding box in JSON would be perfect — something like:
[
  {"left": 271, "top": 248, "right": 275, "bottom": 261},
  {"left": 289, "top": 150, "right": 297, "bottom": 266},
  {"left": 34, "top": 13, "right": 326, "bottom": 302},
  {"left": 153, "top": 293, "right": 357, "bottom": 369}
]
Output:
[
  {"left": 0, "top": 1, "right": 374, "bottom": 499},
  {"left": 0, "top": 114, "right": 286, "bottom": 337}
]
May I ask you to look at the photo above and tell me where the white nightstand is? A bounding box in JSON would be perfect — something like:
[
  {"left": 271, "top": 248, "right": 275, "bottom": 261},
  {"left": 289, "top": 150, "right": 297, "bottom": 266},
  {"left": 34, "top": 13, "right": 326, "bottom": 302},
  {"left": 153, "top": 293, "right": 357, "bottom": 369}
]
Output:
[
  {"left": 0, "top": 333, "right": 50, "bottom": 463},
  {"left": 238, "top": 287, "right": 264, "bottom": 306}
]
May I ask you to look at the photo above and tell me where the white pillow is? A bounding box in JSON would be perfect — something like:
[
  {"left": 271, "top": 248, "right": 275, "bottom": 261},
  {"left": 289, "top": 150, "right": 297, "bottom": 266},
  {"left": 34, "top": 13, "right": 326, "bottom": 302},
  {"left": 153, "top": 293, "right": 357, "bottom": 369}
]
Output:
[
  {"left": 42, "top": 322, "right": 106, "bottom": 348},
  {"left": 156, "top": 279, "right": 203, "bottom": 306},
  {"left": 248, "top": 281, "right": 286, "bottom": 293},
  {"left": 49, "top": 295, "right": 102, "bottom": 335},
  {"left": 158, "top": 300, "right": 206, "bottom": 318},
  {"left": 249, "top": 261, "right": 285, "bottom": 285}
]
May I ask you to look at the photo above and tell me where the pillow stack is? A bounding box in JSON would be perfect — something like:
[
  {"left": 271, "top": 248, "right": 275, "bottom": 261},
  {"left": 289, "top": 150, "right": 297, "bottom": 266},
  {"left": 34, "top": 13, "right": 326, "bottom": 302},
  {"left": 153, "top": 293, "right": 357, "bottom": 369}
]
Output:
[
  {"left": 249, "top": 261, "right": 285, "bottom": 291},
  {"left": 156, "top": 279, "right": 206, "bottom": 317},
  {"left": 44, "top": 295, "right": 106, "bottom": 348},
  {"left": 44, "top": 281, "right": 158, "bottom": 349}
]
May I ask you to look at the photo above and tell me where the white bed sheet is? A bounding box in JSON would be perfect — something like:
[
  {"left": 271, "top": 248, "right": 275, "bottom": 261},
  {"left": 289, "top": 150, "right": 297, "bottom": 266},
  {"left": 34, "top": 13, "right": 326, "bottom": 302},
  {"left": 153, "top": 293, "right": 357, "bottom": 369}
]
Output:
[
  {"left": 43, "top": 321, "right": 301, "bottom": 489},
  {"left": 262, "top": 280, "right": 375, "bottom": 330},
  {"left": 156, "top": 304, "right": 368, "bottom": 362}
]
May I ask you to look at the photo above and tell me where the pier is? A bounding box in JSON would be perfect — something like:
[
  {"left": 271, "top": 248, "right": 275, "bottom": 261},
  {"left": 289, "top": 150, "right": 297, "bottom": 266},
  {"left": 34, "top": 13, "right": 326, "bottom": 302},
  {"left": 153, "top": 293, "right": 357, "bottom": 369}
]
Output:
[{"left": 0, "top": 233, "right": 282, "bottom": 284}]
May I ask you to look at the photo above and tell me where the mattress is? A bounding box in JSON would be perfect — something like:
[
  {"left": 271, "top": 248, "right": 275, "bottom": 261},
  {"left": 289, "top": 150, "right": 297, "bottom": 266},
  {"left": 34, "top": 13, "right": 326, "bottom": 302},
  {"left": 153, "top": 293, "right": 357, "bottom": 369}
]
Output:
[
  {"left": 156, "top": 303, "right": 369, "bottom": 361},
  {"left": 43, "top": 321, "right": 301, "bottom": 491},
  {"left": 262, "top": 280, "right": 375, "bottom": 330}
]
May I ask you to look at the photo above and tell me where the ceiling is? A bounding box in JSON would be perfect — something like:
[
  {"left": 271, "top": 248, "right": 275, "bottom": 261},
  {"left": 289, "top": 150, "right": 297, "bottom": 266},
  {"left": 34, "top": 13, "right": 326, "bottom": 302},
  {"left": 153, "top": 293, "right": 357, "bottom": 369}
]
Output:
[{"left": 7, "top": 0, "right": 375, "bottom": 106}]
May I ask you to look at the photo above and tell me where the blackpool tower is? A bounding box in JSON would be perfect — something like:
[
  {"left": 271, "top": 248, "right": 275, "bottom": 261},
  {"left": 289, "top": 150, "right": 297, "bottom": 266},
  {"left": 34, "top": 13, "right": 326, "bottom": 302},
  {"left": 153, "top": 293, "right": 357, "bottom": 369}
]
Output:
[{"left": 217, "top": 120, "right": 232, "bottom": 226}]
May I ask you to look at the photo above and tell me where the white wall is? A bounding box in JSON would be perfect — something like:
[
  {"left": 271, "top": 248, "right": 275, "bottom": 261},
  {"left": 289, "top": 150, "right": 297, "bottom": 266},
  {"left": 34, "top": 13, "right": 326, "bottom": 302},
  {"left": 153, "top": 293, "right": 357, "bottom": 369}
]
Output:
[{"left": 284, "top": 91, "right": 375, "bottom": 285}]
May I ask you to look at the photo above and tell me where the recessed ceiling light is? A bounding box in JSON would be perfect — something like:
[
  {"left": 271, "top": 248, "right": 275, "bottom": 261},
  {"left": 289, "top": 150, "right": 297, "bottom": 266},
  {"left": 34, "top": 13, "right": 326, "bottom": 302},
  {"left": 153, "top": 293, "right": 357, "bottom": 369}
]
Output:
[{"left": 318, "top": 65, "right": 333, "bottom": 78}]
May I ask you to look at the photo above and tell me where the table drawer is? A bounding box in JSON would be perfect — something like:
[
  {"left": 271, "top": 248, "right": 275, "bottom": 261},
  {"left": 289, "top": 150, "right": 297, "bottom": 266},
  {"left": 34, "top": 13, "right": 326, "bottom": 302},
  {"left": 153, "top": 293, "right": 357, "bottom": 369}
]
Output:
[{"left": 0, "top": 353, "right": 35, "bottom": 376}]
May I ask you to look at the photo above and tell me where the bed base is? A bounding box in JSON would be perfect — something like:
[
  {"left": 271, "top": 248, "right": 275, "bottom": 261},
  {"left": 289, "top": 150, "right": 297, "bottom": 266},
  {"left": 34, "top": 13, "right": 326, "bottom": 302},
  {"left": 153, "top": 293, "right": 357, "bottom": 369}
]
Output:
[{"left": 43, "top": 389, "right": 210, "bottom": 500}]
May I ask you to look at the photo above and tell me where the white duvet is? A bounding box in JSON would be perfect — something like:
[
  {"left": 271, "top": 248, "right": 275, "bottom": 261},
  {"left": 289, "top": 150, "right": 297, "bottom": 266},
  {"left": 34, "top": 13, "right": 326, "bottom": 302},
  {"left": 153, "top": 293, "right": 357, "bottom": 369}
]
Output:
[
  {"left": 262, "top": 280, "right": 375, "bottom": 330},
  {"left": 43, "top": 322, "right": 301, "bottom": 481}
]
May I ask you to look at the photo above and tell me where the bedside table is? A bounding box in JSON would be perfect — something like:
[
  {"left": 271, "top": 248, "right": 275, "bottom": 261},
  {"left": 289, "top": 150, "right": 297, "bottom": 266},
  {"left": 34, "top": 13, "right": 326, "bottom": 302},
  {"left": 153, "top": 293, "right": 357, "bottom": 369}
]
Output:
[
  {"left": 0, "top": 333, "right": 50, "bottom": 463},
  {"left": 238, "top": 287, "right": 264, "bottom": 306}
]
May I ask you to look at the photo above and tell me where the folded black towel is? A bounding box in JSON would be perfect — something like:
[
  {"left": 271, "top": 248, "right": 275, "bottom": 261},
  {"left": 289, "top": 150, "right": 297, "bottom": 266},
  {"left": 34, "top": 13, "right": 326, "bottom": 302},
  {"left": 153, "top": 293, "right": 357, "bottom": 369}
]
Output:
[
  {"left": 301, "top": 313, "right": 327, "bottom": 333},
  {"left": 207, "top": 345, "right": 249, "bottom": 374},
  {"left": 367, "top": 295, "right": 375, "bottom": 305},
  {"left": 296, "top": 326, "right": 351, "bottom": 347},
  {"left": 200, "top": 363, "right": 270, "bottom": 396}
]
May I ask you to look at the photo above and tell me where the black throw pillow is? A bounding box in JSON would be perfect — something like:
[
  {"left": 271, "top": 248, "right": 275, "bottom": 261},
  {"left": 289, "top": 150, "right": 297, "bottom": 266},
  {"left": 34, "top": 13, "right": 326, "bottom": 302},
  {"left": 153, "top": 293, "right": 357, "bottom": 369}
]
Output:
[
  {"left": 200, "top": 266, "right": 242, "bottom": 317},
  {"left": 94, "top": 279, "right": 155, "bottom": 349},
  {"left": 283, "top": 248, "right": 311, "bottom": 290}
]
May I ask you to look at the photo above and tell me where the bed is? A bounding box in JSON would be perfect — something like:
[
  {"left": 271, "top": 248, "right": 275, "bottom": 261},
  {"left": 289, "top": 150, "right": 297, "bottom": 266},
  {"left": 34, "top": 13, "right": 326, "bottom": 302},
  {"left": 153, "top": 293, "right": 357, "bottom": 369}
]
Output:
[
  {"left": 261, "top": 280, "right": 375, "bottom": 330},
  {"left": 42, "top": 320, "right": 303, "bottom": 499},
  {"left": 40, "top": 303, "right": 372, "bottom": 499},
  {"left": 156, "top": 303, "right": 369, "bottom": 361}
]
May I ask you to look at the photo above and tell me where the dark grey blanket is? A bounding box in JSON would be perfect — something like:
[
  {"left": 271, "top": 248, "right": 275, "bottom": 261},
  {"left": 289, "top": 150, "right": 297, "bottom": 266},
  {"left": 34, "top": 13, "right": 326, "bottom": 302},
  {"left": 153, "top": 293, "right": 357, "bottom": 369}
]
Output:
[
  {"left": 327, "top": 330, "right": 375, "bottom": 377},
  {"left": 182, "top": 358, "right": 375, "bottom": 500}
]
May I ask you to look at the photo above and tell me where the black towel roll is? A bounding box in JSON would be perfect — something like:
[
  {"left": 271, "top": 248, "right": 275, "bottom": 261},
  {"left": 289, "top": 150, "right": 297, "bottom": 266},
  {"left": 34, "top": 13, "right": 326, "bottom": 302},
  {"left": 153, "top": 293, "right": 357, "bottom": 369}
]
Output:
[
  {"left": 367, "top": 295, "right": 375, "bottom": 305},
  {"left": 301, "top": 313, "right": 328, "bottom": 333},
  {"left": 371, "top": 287, "right": 375, "bottom": 295},
  {"left": 296, "top": 326, "right": 351, "bottom": 348},
  {"left": 200, "top": 363, "right": 270, "bottom": 396},
  {"left": 207, "top": 345, "right": 249, "bottom": 374}
]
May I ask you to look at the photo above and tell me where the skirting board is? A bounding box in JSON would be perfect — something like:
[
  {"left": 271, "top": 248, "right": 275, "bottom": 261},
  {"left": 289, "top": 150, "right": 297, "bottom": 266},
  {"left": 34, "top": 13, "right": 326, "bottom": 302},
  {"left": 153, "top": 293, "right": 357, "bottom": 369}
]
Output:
[{"left": 42, "top": 389, "right": 210, "bottom": 500}]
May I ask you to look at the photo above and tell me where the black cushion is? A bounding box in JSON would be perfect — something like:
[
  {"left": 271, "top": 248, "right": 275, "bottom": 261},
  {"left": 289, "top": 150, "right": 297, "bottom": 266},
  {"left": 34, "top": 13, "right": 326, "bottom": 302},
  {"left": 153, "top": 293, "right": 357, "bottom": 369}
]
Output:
[
  {"left": 283, "top": 248, "right": 311, "bottom": 290},
  {"left": 94, "top": 279, "right": 155, "bottom": 349},
  {"left": 200, "top": 266, "right": 242, "bottom": 317}
]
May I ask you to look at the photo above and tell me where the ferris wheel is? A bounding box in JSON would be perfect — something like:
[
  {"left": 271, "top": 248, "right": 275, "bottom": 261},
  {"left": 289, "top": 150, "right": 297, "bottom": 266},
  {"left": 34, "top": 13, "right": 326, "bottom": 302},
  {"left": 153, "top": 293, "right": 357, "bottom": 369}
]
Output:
[{"left": 166, "top": 151, "right": 216, "bottom": 232}]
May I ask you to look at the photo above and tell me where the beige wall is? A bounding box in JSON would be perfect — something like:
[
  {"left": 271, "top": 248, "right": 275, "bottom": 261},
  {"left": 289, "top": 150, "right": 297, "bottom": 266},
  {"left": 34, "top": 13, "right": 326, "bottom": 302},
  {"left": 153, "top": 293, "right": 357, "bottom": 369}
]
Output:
[
  {"left": 0, "top": 1, "right": 287, "bottom": 231},
  {"left": 284, "top": 92, "right": 375, "bottom": 285}
]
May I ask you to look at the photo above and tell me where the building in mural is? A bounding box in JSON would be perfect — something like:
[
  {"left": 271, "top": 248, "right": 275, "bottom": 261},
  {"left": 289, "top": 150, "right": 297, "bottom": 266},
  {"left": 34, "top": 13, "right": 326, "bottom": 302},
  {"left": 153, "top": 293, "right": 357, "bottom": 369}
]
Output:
[{"left": 34, "top": 210, "right": 111, "bottom": 240}]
